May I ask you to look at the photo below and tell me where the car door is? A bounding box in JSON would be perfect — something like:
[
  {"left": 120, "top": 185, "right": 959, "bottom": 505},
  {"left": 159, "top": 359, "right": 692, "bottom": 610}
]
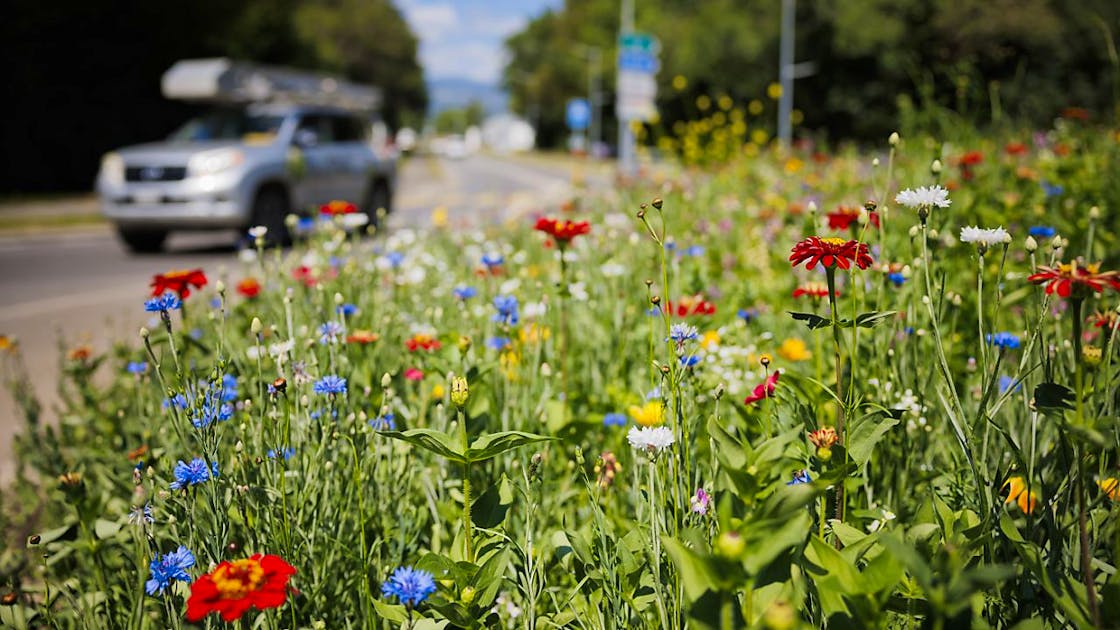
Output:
[
  {"left": 290, "top": 114, "right": 337, "bottom": 208},
  {"left": 327, "top": 114, "right": 374, "bottom": 205}
]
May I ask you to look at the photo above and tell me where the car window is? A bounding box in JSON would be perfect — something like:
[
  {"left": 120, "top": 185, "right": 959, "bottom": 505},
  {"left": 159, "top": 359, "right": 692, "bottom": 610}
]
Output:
[
  {"left": 295, "top": 115, "right": 335, "bottom": 144},
  {"left": 331, "top": 116, "right": 369, "bottom": 143},
  {"left": 169, "top": 109, "right": 284, "bottom": 142}
]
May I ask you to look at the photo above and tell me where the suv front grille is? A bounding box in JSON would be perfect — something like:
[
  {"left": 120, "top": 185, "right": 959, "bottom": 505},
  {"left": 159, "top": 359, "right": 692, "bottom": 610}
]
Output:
[{"left": 125, "top": 166, "right": 188, "bottom": 182}]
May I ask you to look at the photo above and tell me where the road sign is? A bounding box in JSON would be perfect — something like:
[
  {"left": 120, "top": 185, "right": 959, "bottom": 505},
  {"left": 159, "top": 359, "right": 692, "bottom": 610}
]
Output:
[
  {"left": 616, "top": 31, "right": 659, "bottom": 123},
  {"left": 565, "top": 98, "right": 591, "bottom": 131}
]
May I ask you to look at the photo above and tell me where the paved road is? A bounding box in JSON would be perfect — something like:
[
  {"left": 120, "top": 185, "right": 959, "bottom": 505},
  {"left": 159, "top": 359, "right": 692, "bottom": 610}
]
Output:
[{"left": 0, "top": 153, "right": 599, "bottom": 483}]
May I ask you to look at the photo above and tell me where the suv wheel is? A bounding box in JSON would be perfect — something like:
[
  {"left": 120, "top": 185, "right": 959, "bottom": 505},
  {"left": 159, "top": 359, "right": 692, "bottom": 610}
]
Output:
[
  {"left": 250, "top": 185, "right": 291, "bottom": 246},
  {"left": 117, "top": 226, "right": 168, "bottom": 254},
  {"left": 363, "top": 180, "right": 392, "bottom": 227}
]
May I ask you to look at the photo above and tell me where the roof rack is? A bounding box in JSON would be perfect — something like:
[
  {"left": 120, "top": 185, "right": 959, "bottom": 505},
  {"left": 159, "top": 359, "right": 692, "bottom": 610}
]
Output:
[{"left": 161, "top": 58, "right": 381, "bottom": 113}]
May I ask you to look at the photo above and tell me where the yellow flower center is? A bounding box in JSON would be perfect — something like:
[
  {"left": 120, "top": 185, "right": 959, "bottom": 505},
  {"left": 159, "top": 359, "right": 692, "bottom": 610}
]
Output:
[
  {"left": 820, "top": 237, "right": 847, "bottom": 246},
  {"left": 212, "top": 559, "right": 265, "bottom": 600}
]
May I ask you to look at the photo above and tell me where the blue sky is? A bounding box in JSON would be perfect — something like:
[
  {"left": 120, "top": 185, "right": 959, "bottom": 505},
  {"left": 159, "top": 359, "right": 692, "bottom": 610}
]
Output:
[{"left": 399, "top": 0, "right": 562, "bottom": 85}]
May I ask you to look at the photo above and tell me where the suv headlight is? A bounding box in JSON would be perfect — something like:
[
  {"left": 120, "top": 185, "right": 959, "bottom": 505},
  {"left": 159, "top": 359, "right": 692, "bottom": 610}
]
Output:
[
  {"left": 100, "top": 152, "right": 124, "bottom": 185},
  {"left": 189, "top": 148, "right": 244, "bottom": 177}
]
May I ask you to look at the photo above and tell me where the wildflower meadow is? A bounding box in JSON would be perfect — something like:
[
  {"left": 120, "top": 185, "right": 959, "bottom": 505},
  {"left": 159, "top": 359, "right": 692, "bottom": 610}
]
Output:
[{"left": 2, "top": 120, "right": 1120, "bottom": 629}]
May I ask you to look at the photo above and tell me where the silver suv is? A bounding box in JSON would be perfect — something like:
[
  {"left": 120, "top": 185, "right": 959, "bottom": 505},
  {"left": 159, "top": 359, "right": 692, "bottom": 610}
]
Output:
[{"left": 97, "top": 103, "right": 395, "bottom": 252}]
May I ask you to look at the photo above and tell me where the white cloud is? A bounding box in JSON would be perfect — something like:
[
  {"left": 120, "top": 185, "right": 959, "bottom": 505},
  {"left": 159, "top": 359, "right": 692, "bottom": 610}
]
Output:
[
  {"left": 402, "top": 2, "right": 458, "bottom": 41},
  {"left": 423, "top": 39, "right": 502, "bottom": 83}
]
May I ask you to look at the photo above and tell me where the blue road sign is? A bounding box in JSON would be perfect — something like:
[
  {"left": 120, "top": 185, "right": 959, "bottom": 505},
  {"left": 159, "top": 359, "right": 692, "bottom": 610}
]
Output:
[
  {"left": 566, "top": 98, "right": 591, "bottom": 131},
  {"left": 618, "top": 50, "right": 659, "bottom": 74}
]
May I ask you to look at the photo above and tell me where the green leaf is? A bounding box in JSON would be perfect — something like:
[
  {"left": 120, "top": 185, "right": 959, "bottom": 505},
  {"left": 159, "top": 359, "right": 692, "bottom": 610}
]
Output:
[
  {"left": 473, "top": 546, "right": 511, "bottom": 606},
  {"left": 466, "top": 431, "right": 554, "bottom": 463},
  {"left": 707, "top": 416, "right": 747, "bottom": 469},
  {"left": 854, "top": 311, "right": 897, "bottom": 328},
  {"left": 372, "top": 598, "right": 409, "bottom": 624},
  {"left": 93, "top": 518, "right": 122, "bottom": 540},
  {"left": 380, "top": 429, "right": 466, "bottom": 463},
  {"left": 788, "top": 311, "right": 832, "bottom": 329},
  {"left": 1033, "top": 382, "right": 1073, "bottom": 411},
  {"left": 472, "top": 475, "right": 515, "bottom": 528},
  {"left": 846, "top": 411, "right": 900, "bottom": 465},
  {"left": 806, "top": 535, "right": 866, "bottom": 595},
  {"left": 661, "top": 536, "right": 722, "bottom": 601}
]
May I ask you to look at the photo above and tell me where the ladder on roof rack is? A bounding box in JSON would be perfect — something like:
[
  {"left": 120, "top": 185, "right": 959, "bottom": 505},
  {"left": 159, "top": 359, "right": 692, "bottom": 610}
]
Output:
[{"left": 161, "top": 58, "right": 382, "bottom": 113}]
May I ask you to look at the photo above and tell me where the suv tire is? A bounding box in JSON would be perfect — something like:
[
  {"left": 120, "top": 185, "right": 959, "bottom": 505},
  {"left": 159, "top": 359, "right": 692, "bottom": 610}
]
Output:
[
  {"left": 363, "top": 179, "right": 392, "bottom": 227},
  {"left": 250, "top": 184, "right": 291, "bottom": 246},
  {"left": 117, "top": 227, "right": 168, "bottom": 254}
]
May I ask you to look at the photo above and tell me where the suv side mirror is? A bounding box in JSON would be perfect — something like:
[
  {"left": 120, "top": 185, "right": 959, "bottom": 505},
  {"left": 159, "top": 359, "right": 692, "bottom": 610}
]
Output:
[{"left": 293, "top": 129, "right": 319, "bottom": 149}]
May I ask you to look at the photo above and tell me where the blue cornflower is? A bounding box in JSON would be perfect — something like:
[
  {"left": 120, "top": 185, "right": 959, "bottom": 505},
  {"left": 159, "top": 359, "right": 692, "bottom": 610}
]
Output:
[
  {"left": 888, "top": 272, "right": 906, "bottom": 287},
  {"left": 319, "top": 321, "right": 345, "bottom": 344},
  {"left": 267, "top": 446, "right": 296, "bottom": 461},
  {"left": 481, "top": 253, "right": 504, "bottom": 268},
  {"left": 129, "top": 504, "right": 154, "bottom": 526},
  {"left": 296, "top": 217, "right": 316, "bottom": 234},
  {"left": 337, "top": 303, "right": 359, "bottom": 317},
  {"left": 645, "top": 387, "right": 662, "bottom": 400},
  {"left": 787, "top": 470, "right": 812, "bottom": 486},
  {"left": 737, "top": 308, "right": 758, "bottom": 323},
  {"left": 145, "top": 546, "right": 195, "bottom": 596},
  {"left": 667, "top": 323, "right": 699, "bottom": 344},
  {"left": 453, "top": 285, "right": 478, "bottom": 300},
  {"left": 987, "top": 332, "right": 1021, "bottom": 350},
  {"left": 385, "top": 251, "right": 405, "bottom": 268},
  {"left": 1040, "top": 181, "right": 1064, "bottom": 198},
  {"left": 189, "top": 328, "right": 203, "bottom": 340},
  {"left": 170, "top": 458, "right": 217, "bottom": 490},
  {"left": 163, "top": 394, "right": 189, "bottom": 410},
  {"left": 209, "top": 297, "right": 222, "bottom": 309},
  {"left": 381, "top": 566, "right": 437, "bottom": 607},
  {"left": 999, "top": 375, "right": 1023, "bottom": 394},
  {"left": 369, "top": 412, "right": 396, "bottom": 431},
  {"left": 487, "top": 336, "right": 511, "bottom": 350},
  {"left": 314, "top": 375, "right": 347, "bottom": 395},
  {"left": 144, "top": 293, "right": 181, "bottom": 313},
  {"left": 603, "top": 412, "right": 627, "bottom": 427},
  {"left": 1028, "top": 225, "right": 1056, "bottom": 238},
  {"left": 663, "top": 241, "right": 678, "bottom": 251},
  {"left": 219, "top": 374, "right": 239, "bottom": 402},
  {"left": 492, "top": 295, "right": 520, "bottom": 326},
  {"left": 126, "top": 361, "right": 148, "bottom": 375},
  {"left": 684, "top": 245, "right": 705, "bottom": 257},
  {"left": 191, "top": 401, "right": 233, "bottom": 429},
  {"left": 680, "top": 355, "right": 701, "bottom": 367}
]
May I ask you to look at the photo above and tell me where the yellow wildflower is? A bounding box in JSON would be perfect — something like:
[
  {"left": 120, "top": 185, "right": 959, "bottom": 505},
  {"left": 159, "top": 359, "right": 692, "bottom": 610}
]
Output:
[
  {"left": 1003, "top": 476, "right": 1039, "bottom": 515},
  {"left": 628, "top": 401, "right": 664, "bottom": 427},
  {"left": 1099, "top": 477, "right": 1120, "bottom": 501},
  {"left": 700, "top": 331, "right": 720, "bottom": 350},
  {"left": 778, "top": 338, "right": 811, "bottom": 362}
]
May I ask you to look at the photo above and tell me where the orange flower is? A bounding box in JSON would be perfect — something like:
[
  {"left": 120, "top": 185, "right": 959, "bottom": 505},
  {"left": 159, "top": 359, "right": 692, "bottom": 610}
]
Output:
[
  {"left": 319, "top": 200, "right": 357, "bottom": 215},
  {"left": 534, "top": 217, "right": 590, "bottom": 243},
  {"left": 1099, "top": 478, "right": 1120, "bottom": 502},
  {"left": 346, "top": 330, "right": 380, "bottom": 344},
  {"left": 186, "top": 554, "right": 296, "bottom": 622},
  {"left": 1003, "top": 476, "right": 1039, "bottom": 515},
  {"left": 237, "top": 278, "right": 261, "bottom": 299},
  {"left": 789, "top": 237, "right": 873, "bottom": 271},
  {"left": 151, "top": 268, "right": 207, "bottom": 298},
  {"left": 1005, "top": 141, "right": 1028, "bottom": 156},
  {"left": 405, "top": 334, "right": 441, "bottom": 352},
  {"left": 807, "top": 426, "right": 838, "bottom": 449},
  {"left": 666, "top": 295, "right": 716, "bottom": 317},
  {"left": 1027, "top": 260, "right": 1120, "bottom": 299},
  {"left": 127, "top": 444, "right": 149, "bottom": 462},
  {"left": 792, "top": 282, "right": 833, "bottom": 299},
  {"left": 67, "top": 345, "right": 93, "bottom": 362}
]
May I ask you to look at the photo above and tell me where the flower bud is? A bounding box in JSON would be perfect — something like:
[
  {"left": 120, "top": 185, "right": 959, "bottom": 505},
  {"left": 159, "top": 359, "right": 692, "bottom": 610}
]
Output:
[
  {"left": 889, "top": 131, "right": 900, "bottom": 147},
  {"left": 872, "top": 157, "right": 880, "bottom": 167},
  {"left": 807, "top": 201, "right": 818, "bottom": 215},
  {"left": 715, "top": 531, "right": 745, "bottom": 559},
  {"left": 763, "top": 600, "right": 796, "bottom": 630},
  {"left": 1089, "top": 206, "right": 1100, "bottom": 220},
  {"left": 381, "top": 373, "right": 392, "bottom": 388},
  {"left": 215, "top": 280, "right": 225, "bottom": 294},
  {"left": 451, "top": 376, "right": 469, "bottom": 408},
  {"left": 460, "top": 586, "right": 476, "bottom": 604},
  {"left": 28, "top": 534, "right": 40, "bottom": 546},
  {"left": 250, "top": 317, "right": 263, "bottom": 335},
  {"left": 1083, "top": 346, "right": 1102, "bottom": 367},
  {"left": 140, "top": 327, "right": 150, "bottom": 339},
  {"left": 334, "top": 292, "right": 344, "bottom": 305},
  {"left": 908, "top": 225, "right": 920, "bottom": 238},
  {"left": 816, "top": 447, "right": 833, "bottom": 461},
  {"left": 651, "top": 198, "right": 663, "bottom": 210},
  {"left": 1024, "top": 236, "right": 1038, "bottom": 253},
  {"left": 931, "top": 159, "right": 942, "bottom": 175}
]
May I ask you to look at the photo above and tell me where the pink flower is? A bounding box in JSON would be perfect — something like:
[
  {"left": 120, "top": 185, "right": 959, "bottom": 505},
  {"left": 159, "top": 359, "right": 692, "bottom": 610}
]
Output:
[
  {"left": 404, "top": 368, "right": 424, "bottom": 381},
  {"left": 743, "top": 371, "right": 780, "bottom": 405},
  {"left": 690, "top": 488, "right": 711, "bottom": 515}
]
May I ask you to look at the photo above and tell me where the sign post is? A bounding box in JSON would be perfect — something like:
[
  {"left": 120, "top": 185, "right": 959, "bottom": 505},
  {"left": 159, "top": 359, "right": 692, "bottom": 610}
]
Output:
[
  {"left": 566, "top": 97, "right": 591, "bottom": 154},
  {"left": 615, "top": 0, "right": 658, "bottom": 177}
]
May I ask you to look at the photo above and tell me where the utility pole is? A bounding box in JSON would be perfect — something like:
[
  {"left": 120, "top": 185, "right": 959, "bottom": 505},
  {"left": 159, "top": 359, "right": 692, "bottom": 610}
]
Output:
[
  {"left": 589, "top": 46, "right": 601, "bottom": 157},
  {"left": 777, "top": 0, "right": 795, "bottom": 147},
  {"left": 617, "top": 0, "right": 636, "bottom": 176}
]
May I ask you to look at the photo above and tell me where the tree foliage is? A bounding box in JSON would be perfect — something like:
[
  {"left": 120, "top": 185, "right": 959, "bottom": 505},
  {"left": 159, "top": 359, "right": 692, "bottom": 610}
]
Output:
[{"left": 503, "top": 0, "right": 1120, "bottom": 148}]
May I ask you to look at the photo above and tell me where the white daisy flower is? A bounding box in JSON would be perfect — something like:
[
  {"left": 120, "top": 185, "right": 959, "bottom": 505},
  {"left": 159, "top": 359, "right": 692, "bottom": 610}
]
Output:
[
  {"left": 627, "top": 426, "right": 675, "bottom": 454},
  {"left": 895, "top": 185, "right": 952, "bottom": 209},
  {"left": 959, "top": 226, "right": 1011, "bottom": 248},
  {"left": 248, "top": 225, "right": 268, "bottom": 238}
]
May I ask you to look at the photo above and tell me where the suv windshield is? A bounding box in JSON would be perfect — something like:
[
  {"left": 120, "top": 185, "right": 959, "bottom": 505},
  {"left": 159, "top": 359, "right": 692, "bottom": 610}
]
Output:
[{"left": 169, "top": 109, "right": 284, "bottom": 143}]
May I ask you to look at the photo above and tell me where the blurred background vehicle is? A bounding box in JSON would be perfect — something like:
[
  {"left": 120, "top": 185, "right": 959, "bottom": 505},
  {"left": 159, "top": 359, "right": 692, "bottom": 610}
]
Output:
[{"left": 96, "top": 58, "right": 396, "bottom": 252}]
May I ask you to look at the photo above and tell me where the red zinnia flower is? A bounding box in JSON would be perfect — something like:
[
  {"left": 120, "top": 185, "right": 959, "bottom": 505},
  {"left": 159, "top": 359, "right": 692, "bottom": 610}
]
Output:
[
  {"left": 237, "top": 278, "right": 261, "bottom": 299},
  {"left": 534, "top": 217, "right": 590, "bottom": 243},
  {"left": 320, "top": 200, "right": 357, "bottom": 215},
  {"left": 826, "top": 206, "right": 879, "bottom": 230},
  {"left": 666, "top": 295, "right": 716, "bottom": 317},
  {"left": 405, "top": 334, "right": 442, "bottom": 352},
  {"left": 1060, "top": 107, "right": 1090, "bottom": 121},
  {"left": 789, "top": 237, "right": 873, "bottom": 270},
  {"left": 292, "top": 266, "right": 316, "bottom": 288},
  {"left": 151, "top": 268, "right": 207, "bottom": 298},
  {"left": 1027, "top": 260, "right": 1120, "bottom": 299},
  {"left": 186, "top": 554, "right": 296, "bottom": 623},
  {"left": 1089, "top": 310, "right": 1119, "bottom": 331},
  {"left": 792, "top": 282, "right": 834, "bottom": 299},
  {"left": 743, "top": 371, "right": 780, "bottom": 405},
  {"left": 1004, "top": 141, "right": 1028, "bottom": 156},
  {"left": 959, "top": 151, "right": 984, "bottom": 166},
  {"left": 346, "top": 330, "right": 380, "bottom": 344},
  {"left": 404, "top": 367, "right": 424, "bottom": 381}
]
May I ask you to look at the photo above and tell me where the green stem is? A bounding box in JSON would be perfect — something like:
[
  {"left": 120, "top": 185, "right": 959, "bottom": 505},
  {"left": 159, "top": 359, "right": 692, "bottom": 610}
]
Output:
[
  {"left": 459, "top": 407, "right": 473, "bottom": 562},
  {"left": 1070, "top": 298, "right": 1101, "bottom": 628},
  {"left": 824, "top": 268, "right": 846, "bottom": 534}
]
